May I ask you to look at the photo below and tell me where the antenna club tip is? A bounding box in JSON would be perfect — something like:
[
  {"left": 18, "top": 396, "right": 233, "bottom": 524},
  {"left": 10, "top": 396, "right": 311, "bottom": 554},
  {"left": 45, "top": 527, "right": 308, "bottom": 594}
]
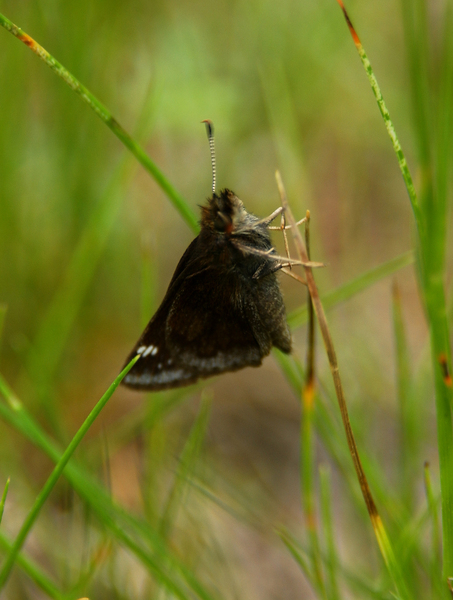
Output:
[{"left": 202, "top": 120, "right": 214, "bottom": 137}]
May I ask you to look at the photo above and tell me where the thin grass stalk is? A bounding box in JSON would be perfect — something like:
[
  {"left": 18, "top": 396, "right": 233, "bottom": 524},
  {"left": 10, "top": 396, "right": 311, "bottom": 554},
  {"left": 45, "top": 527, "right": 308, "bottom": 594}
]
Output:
[
  {"left": 288, "top": 251, "right": 414, "bottom": 329},
  {"left": 336, "top": 0, "right": 453, "bottom": 582},
  {"left": 60, "top": 536, "right": 111, "bottom": 598},
  {"left": 0, "top": 305, "right": 6, "bottom": 346},
  {"left": 0, "top": 12, "right": 198, "bottom": 233},
  {"left": 93, "top": 511, "right": 198, "bottom": 600},
  {"left": 319, "top": 467, "right": 341, "bottom": 600},
  {"left": 434, "top": 2, "right": 453, "bottom": 241},
  {"left": 0, "top": 479, "right": 9, "bottom": 525},
  {"left": 0, "top": 530, "right": 66, "bottom": 599},
  {"left": 334, "top": 0, "right": 424, "bottom": 246},
  {"left": 21, "top": 161, "right": 135, "bottom": 436},
  {"left": 283, "top": 528, "right": 405, "bottom": 600},
  {"left": 276, "top": 171, "right": 411, "bottom": 600},
  {"left": 0, "top": 356, "right": 139, "bottom": 589},
  {"left": 280, "top": 348, "right": 401, "bottom": 528},
  {"left": 427, "top": 5, "right": 453, "bottom": 578},
  {"left": 423, "top": 462, "right": 443, "bottom": 598},
  {"left": 392, "top": 283, "right": 416, "bottom": 509},
  {"left": 400, "top": 0, "right": 432, "bottom": 173},
  {"left": 158, "top": 393, "right": 211, "bottom": 540},
  {"left": 0, "top": 374, "right": 217, "bottom": 600},
  {"left": 291, "top": 345, "right": 416, "bottom": 530},
  {"left": 21, "top": 98, "right": 157, "bottom": 423},
  {"left": 300, "top": 212, "right": 326, "bottom": 596},
  {"left": 424, "top": 266, "right": 453, "bottom": 583},
  {"left": 278, "top": 529, "right": 315, "bottom": 588},
  {"left": 274, "top": 350, "right": 305, "bottom": 392}
]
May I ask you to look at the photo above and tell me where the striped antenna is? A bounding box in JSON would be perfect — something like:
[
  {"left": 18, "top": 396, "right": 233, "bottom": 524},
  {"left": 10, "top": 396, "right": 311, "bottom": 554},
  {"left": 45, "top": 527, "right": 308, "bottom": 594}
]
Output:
[{"left": 202, "top": 120, "right": 216, "bottom": 194}]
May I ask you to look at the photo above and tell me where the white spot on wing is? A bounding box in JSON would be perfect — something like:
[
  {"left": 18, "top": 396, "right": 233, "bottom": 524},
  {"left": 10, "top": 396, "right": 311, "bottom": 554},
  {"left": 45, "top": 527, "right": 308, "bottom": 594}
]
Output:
[
  {"left": 142, "top": 345, "right": 158, "bottom": 357},
  {"left": 137, "top": 346, "right": 146, "bottom": 355}
]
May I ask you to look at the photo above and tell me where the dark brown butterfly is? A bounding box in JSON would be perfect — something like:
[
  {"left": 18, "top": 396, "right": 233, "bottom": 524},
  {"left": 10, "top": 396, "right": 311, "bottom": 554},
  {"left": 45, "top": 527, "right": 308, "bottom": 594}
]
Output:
[{"left": 122, "top": 124, "right": 291, "bottom": 390}]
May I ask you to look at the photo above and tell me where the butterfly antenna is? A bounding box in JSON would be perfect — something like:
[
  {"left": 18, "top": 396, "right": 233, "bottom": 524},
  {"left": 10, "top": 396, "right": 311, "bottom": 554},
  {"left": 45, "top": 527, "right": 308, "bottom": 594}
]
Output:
[{"left": 202, "top": 120, "right": 216, "bottom": 194}]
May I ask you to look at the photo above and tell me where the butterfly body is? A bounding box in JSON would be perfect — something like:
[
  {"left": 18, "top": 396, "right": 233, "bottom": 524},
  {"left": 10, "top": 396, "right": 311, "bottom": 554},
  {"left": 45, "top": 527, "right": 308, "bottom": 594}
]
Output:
[{"left": 122, "top": 189, "right": 291, "bottom": 390}]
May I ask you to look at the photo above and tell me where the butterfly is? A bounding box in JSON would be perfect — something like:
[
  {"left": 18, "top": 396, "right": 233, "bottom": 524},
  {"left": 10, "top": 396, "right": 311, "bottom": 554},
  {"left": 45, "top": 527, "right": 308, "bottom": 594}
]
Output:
[{"left": 121, "top": 188, "right": 292, "bottom": 390}]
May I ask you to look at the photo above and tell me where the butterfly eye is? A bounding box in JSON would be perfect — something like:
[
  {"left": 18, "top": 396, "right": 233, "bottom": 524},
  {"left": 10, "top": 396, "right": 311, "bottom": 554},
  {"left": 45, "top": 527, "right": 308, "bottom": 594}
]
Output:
[{"left": 214, "top": 211, "right": 230, "bottom": 232}]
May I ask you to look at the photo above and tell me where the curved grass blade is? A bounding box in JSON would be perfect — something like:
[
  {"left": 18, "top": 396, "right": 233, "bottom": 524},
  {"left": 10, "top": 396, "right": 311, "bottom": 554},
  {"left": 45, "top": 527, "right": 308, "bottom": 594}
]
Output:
[
  {"left": 0, "top": 373, "right": 218, "bottom": 600},
  {"left": 0, "top": 479, "right": 9, "bottom": 526},
  {"left": 0, "top": 530, "right": 66, "bottom": 599},
  {"left": 336, "top": 0, "right": 453, "bottom": 583},
  {"left": 277, "top": 172, "right": 411, "bottom": 600},
  {"left": 288, "top": 250, "right": 414, "bottom": 329},
  {"left": 335, "top": 0, "right": 423, "bottom": 246},
  {"left": 0, "top": 12, "right": 198, "bottom": 233},
  {"left": 0, "top": 355, "right": 139, "bottom": 590}
]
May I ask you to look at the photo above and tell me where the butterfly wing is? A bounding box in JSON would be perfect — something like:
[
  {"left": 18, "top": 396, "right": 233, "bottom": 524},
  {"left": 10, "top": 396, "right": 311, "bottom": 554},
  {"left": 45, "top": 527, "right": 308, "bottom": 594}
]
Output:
[{"left": 122, "top": 242, "right": 271, "bottom": 390}]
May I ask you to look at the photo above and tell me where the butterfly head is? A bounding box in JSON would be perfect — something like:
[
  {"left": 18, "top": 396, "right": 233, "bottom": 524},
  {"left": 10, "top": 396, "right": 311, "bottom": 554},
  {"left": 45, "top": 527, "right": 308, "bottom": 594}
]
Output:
[{"left": 202, "top": 189, "right": 261, "bottom": 238}]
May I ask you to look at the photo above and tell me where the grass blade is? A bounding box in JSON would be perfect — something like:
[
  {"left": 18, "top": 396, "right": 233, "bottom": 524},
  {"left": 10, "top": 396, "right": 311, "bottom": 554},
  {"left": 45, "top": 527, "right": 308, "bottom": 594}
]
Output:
[
  {"left": 0, "top": 356, "right": 139, "bottom": 590},
  {"left": 0, "top": 530, "right": 67, "bottom": 600},
  {"left": 0, "top": 12, "right": 198, "bottom": 233},
  {"left": 336, "top": 0, "right": 453, "bottom": 583},
  {"left": 277, "top": 172, "right": 411, "bottom": 600},
  {"left": 288, "top": 251, "right": 414, "bottom": 329},
  {"left": 0, "top": 479, "right": 9, "bottom": 526},
  {"left": 319, "top": 467, "right": 341, "bottom": 600},
  {"left": 0, "top": 373, "right": 218, "bottom": 599},
  {"left": 159, "top": 392, "right": 212, "bottom": 540}
]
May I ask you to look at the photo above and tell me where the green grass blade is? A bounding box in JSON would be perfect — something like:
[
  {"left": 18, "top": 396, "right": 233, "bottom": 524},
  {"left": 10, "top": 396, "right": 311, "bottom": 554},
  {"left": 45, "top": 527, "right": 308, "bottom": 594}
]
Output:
[
  {"left": 20, "top": 75, "right": 161, "bottom": 427},
  {"left": 319, "top": 467, "right": 341, "bottom": 600},
  {"left": 430, "top": 331, "right": 453, "bottom": 579},
  {"left": 0, "top": 305, "right": 6, "bottom": 347},
  {"left": 278, "top": 529, "right": 313, "bottom": 584},
  {"left": 423, "top": 462, "right": 444, "bottom": 598},
  {"left": 288, "top": 251, "right": 414, "bottom": 329},
  {"left": 434, "top": 3, "right": 453, "bottom": 255},
  {"left": 0, "top": 374, "right": 218, "bottom": 599},
  {"left": 22, "top": 159, "right": 136, "bottom": 424},
  {"left": 392, "top": 284, "right": 417, "bottom": 509},
  {"left": 0, "top": 530, "right": 67, "bottom": 600},
  {"left": 335, "top": 1, "right": 424, "bottom": 247},
  {"left": 273, "top": 349, "right": 304, "bottom": 390},
  {"left": 337, "top": 1, "right": 453, "bottom": 584},
  {"left": 400, "top": 0, "right": 432, "bottom": 172},
  {"left": 159, "top": 392, "right": 212, "bottom": 540},
  {"left": 0, "top": 355, "right": 139, "bottom": 590},
  {"left": 0, "top": 12, "right": 198, "bottom": 233},
  {"left": 0, "top": 479, "right": 9, "bottom": 525},
  {"left": 301, "top": 385, "right": 326, "bottom": 598}
]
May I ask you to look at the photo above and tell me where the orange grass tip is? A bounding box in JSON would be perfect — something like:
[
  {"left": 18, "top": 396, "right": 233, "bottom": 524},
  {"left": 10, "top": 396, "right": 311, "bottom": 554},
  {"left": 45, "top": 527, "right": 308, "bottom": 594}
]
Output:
[
  {"left": 439, "top": 353, "right": 452, "bottom": 387},
  {"left": 335, "top": 0, "right": 361, "bottom": 47}
]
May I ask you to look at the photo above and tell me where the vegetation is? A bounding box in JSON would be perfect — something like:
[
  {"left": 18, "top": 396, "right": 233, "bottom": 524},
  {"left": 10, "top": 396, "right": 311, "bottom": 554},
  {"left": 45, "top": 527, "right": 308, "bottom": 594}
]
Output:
[{"left": 0, "top": 0, "right": 451, "bottom": 598}]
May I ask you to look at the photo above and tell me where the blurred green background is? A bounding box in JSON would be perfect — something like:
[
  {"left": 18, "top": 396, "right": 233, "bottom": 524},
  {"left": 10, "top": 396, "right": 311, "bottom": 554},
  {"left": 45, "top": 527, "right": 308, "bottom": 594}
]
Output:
[{"left": 0, "top": 0, "right": 445, "bottom": 598}]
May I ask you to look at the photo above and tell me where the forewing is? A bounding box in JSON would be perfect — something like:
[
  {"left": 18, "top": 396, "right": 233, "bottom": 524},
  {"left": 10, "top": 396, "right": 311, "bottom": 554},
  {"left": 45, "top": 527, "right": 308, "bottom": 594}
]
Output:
[{"left": 122, "top": 255, "right": 265, "bottom": 391}]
